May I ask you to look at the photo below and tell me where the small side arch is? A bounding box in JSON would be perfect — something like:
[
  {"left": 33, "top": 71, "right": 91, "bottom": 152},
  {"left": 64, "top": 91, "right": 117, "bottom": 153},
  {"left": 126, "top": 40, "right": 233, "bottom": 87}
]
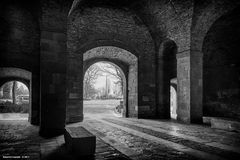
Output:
[
  {"left": 0, "top": 67, "right": 34, "bottom": 123},
  {"left": 157, "top": 39, "right": 177, "bottom": 119}
]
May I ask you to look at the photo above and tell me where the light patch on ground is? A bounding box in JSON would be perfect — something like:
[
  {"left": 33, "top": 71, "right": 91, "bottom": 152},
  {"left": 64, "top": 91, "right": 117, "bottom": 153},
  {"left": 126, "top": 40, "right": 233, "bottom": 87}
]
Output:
[{"left": 0, "top": 113, "right": 28, "bottom": 120}]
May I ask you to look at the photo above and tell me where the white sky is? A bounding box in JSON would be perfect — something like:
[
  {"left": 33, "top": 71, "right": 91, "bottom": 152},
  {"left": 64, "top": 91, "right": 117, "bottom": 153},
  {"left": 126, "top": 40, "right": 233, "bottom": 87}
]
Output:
[
  {"left": 0, "top": 81, "right": 28, "bottom": 91},
  {"left": 91, "top": 62, "right": 119, "bottom": 89},
  {"left": 17, "top": 82, "right": 28, "bottom": 90}
]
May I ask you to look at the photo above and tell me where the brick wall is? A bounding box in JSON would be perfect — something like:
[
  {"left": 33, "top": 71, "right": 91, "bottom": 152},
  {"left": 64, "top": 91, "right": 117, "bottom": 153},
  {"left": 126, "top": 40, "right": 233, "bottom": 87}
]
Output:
[
  {"left": 202, "top": 8, "right": 240, "bottom": 120},
  {"left": 67, "top": 6, "right": 156, "bottom": 118},
  {"left": 0, "top": 0, "right": 40, "bottom": 124}
]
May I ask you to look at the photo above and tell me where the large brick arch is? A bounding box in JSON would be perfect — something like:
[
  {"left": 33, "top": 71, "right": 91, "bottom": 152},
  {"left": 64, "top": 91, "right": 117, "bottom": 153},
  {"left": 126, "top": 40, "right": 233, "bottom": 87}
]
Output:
[
  {"left": 83, "top": 47, "right": 137, "bottom": 67},
  {"left": 83, "top": 46, "right": 138, "bottom": 118},
  {"left": 67, "top": 6, "right": 154, "bottom": 57},
  {"left": 202, "top": 7, "right": 240, "bottom": 120},
  {"left": 157, "top": 39, "right": 178, "bottom": 119},
  {"left": 191, "top": 0, "right": 240, "bottom": 52},
  {"left": 180, "top": 1, "right": 240, "bottom": 123},
  {"left": 0, "top": 68, "right": 31, "bottom": 80},
  {"left": 67, "top": 4, "right": 156, "bottom": 122},
  {"left": 66, "top": 40, "right": 140, "bottom": 122}
]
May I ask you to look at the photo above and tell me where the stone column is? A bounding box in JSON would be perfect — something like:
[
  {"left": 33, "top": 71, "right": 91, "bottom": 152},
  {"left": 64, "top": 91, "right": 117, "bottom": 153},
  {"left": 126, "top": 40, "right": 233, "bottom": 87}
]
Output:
[
  {"left": 177, "top": 52, "right": 190, "bottom": 123},
  {"left": 190, "top": 51, "right": 203, "bottom": 123},
  {"left": 157, "top": 57, "right": 170, "bottom": 119},
  {"left": 39, "top": 31, "right": 67, "bottom": 136},
  {"left": 128, "top": 64, "right": 138, "bottom": 118},
  {"left": 31, "top": 73, "right": 40, "bottom": 125},
  {"left": 177, "top": 50, "right": 203, "bottom": 123},
  {"left": 66, "top": 54, "right": 83, "bottom": 123}
]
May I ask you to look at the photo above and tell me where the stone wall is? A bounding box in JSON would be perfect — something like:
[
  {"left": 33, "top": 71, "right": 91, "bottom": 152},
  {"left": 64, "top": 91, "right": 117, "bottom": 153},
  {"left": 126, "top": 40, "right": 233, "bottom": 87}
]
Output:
[
  {"left": 0, "top": 0, "right": 40, "bottom": 124},
  {"left": 1, "top": 0, "right": 240, "bottom": 135},
  {"left": 137, "top": 0, "right": 193, "bottom": 52},
  {"left": 130, "top": 0, "right": 193, "bottom": 120},
  {"left": 191, "top": 0, "right": 240, "bottom": 122},
  {"left": 67, "top": 5, "right": 156, "bottom": 119},
  {"left": 202, "top": 7, "right": 240, "bottom": 120}
]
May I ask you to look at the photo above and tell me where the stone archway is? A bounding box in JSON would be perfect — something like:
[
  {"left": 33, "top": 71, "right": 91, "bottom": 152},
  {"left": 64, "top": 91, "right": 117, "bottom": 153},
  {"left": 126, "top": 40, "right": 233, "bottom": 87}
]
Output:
[
  {"left": 66, "top": 46, "right": 138, "bottom": 123},
  {"left": 157, "top": 39, "right": 177, "bottom": 119},
  {"left": 182, "top": 3, "right": 240, "bottom": 124},
  {"left": 83, "top": 61, "right": 127, "bottom": 117},
  {"left": 83, "top": 46, "right": 138, "bottom": 118},
  {"left": 170, "top": 78, "right": 177, "bottom": 120},
  {"left": 202, "top": 8, "right": 240, "bottom": 121},
  {"left": 67, "top": 1, "right": 156, "bottom": 121},
  {"left": 0, "top": 67, "right": 35, "bottom": 123}
]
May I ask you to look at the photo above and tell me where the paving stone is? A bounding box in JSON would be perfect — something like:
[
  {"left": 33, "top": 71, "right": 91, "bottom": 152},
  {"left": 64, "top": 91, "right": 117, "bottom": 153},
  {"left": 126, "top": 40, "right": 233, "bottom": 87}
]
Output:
[
  {"left": 82, "top": 119, "right": 201, "bottom": 160},
  {"left": 2, "top": 113, "right": 240, "bottom": 160},
  {"left": 0, "top": 120, "right": 131, "bottom": 160},
  {"left": 103, "top": 118, "right": 240, "bottom": 160}
]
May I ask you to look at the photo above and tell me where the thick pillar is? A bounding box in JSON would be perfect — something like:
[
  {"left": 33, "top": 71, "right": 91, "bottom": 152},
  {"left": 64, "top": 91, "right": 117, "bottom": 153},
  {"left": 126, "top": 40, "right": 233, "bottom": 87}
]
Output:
[
  {"left": 157, "top": 58, "right": 170, "bottom": 119},
  {"left": 66, "top": 54, "right": 83, "bottom": 123},
  {"left": 177, "top": 52, "right": 190, "bottom": 123},
  {"left": 127, "top": 64, "right": 138, "bottom": 118},
  {"left": 39, "top": 31, "right": 67, "bottom": 136},
  {"left": 190, "top": 51, "right": 203, "bottom": 123},
  {"left": 31, "top": 73, "right": 40, "bottom": 125},
  {"left": 177, "top": 50, "right": 203, "bottom": 123}
]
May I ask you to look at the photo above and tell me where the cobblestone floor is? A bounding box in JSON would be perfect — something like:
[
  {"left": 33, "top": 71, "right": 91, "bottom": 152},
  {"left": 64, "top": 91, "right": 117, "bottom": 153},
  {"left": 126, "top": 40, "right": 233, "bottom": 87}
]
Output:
[
  {"left": 1, "top": 102, "right": 240, "bottom": 160},
  {"left": 102, "top": 118, "right": 240, "bottom": 160},
  {"left": 40, "top": 134, "right": 130, "bottom": 160},
  {"left": 80, "top": 120, "right": 201, "bottom": 160},
  {"left": 0, "top": 120, "right": 42, "bottom": 159},
  {"left": 0, "top": 120, "right": 130, "bottom": 160}
]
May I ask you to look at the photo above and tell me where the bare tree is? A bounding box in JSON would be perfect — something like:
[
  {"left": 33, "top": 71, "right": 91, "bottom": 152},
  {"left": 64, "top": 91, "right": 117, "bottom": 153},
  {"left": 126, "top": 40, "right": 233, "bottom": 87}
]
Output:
[
  {"left": 99, "top": 62, "right": 124, "bottom": 96},
  {"left": 84, "top": 64, "right": 103, "bottom": 99},
  {"left": 12, "top": 81, "right": 16, "bottom": 104},
  {"left": 2, "top": 82, "right": 12, "bottom": 99}
]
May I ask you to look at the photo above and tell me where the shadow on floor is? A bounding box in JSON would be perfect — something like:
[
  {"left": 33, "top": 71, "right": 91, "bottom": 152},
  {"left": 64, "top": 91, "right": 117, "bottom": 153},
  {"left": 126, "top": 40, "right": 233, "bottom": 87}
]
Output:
[{"left": 41, "top": 144, "right": 96, "bottom": 160}]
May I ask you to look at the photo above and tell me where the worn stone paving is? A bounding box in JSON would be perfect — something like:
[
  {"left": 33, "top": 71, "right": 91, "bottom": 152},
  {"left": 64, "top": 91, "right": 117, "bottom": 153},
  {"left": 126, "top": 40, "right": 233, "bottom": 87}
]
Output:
[
  {"left": 124, "top": 118, "right": 240, "bottom": 147},
  {"left": 1, "top": 111, "right": 240, "bottom": 160},
  {"left": 0, "top": 120, "right": 130, "bottom": 160},
  {"left": 84, "top": 105, "right": 240, "bottom": 160},
  {"left": 0, "top": 120, "right": 42, "bottom": 160},
  {"left": 40, "top": 134, "right": 130, "bottom": 160},
  {"left": 102, "top": 118, "right": 240, "bottom": 160},
  {"left": 81, "top": 119, "right": 202, "bottom": 160}
]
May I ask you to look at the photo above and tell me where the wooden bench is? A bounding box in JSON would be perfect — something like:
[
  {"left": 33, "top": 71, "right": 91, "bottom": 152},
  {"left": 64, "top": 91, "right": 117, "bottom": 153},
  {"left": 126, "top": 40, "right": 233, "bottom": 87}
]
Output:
[{"left": 64, "top": 126, "right": 96, "bottom": 156}]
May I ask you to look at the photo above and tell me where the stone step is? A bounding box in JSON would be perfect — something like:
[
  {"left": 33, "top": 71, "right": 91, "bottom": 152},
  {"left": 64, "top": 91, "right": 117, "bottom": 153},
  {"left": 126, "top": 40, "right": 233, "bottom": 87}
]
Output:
[
  {"left": 203, "top": 117, "right": 211, "bottom": 125},
  {"left": 207, "top": 117, "right": 240, "bottom": 132}
]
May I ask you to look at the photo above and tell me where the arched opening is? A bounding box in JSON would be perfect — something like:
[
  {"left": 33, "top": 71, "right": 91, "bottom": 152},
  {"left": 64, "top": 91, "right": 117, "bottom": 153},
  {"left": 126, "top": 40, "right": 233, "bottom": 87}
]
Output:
[
  {"left": 83, "top": 61, "right": 127, "bottom": 118},
  {"left": 158, "top": 40, "right": 177, "bottom": 119},
  {"left": 83, "top": 46, "right": 138, "bottom": 119},
  {"left": 170, "top": 78, "right": 177, "bottom": 120},
  {"left": 0, "top": 81, "right": 30, "bottom": 121},
  {"left": 202, "top": 8, "right": 240, "bottom": 121},
  {"left": 66, "top": 46, "right": 138, "bottom": 122},
  {"left": 0, "top": 68, "right": 35, "bottom": 123}
]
